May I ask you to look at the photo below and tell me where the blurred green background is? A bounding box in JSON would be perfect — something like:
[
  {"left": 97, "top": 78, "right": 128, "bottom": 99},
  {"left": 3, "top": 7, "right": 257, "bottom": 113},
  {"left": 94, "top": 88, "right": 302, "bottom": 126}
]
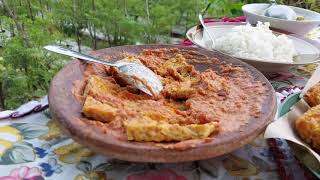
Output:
[{"left": 0, "top": 0, "right": 318, "bottom": 109}]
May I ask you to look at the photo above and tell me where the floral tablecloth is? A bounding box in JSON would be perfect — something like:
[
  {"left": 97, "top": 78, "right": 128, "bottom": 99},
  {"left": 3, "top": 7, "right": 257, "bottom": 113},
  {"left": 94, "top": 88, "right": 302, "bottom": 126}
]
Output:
[{"left": 1, "top": 18, "right": 320, "bottom": 180}]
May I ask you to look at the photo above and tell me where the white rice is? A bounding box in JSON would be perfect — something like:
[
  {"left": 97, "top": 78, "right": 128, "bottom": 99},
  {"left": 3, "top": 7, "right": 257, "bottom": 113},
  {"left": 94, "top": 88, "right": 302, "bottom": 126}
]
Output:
[{"left": 215, "top": 22, "right": 297, "bottom": 63}]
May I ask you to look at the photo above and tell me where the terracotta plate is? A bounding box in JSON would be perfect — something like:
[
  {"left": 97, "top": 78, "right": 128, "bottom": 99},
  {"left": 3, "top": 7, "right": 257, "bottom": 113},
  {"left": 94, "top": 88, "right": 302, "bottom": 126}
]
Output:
[{"left": 49, "top": 44, "right": 277, "bottom": 162}]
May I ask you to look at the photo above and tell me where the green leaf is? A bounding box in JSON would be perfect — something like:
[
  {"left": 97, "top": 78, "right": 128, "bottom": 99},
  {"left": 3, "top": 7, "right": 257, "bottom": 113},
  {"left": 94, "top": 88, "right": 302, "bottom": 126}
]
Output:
[
  {"left": 0, "top": 141, "right": 35, "bottom": 164},
  {"left": 11, "top": 123, "right": 49, "bottom": 139}
]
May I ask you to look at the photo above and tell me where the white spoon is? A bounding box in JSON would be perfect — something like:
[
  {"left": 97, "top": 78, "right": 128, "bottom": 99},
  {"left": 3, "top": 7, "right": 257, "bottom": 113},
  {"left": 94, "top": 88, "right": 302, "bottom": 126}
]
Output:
[
  {"left": 44, "top": 45, "right": 163, "bottom": 96},
  {"left": 198, "top": 14, "right": 215, "bottom": 49}
]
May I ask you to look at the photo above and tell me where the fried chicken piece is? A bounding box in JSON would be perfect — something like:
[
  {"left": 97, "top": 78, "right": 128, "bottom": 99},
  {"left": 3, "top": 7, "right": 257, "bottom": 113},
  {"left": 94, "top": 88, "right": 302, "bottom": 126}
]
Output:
[
  {"left": 295, "top": 104, "right": 320, "bottom": 152},
  {"left": 304, "top": 81, "right": 320, "bottom": 107}
]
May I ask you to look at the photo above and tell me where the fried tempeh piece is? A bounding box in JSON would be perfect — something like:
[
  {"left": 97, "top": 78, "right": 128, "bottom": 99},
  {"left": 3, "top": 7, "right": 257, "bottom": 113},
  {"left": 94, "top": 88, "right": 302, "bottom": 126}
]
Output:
[
  {"left": 84, "top": 75, "right": 119, "bottom": 97},
  {"left": 163, "top": 81, "right": 196, "bottom": 100},
  {"left": 83, "top": 96, "right": 117, "bottom": 122},
  {"left": 125, "top": 118, "right": 219, "bottom": 142}
]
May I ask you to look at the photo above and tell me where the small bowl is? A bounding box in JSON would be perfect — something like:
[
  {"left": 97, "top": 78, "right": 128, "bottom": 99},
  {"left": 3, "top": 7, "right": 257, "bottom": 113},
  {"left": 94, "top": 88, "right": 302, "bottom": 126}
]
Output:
[{"left": 242, "top": 3, "right": 320, "bottom": 35}]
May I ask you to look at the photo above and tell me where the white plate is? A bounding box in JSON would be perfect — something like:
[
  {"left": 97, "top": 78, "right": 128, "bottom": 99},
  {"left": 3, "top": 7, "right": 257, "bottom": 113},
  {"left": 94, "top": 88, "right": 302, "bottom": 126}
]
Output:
[{"left": 186, "top": 22, "right": 320, "bottom": 72}]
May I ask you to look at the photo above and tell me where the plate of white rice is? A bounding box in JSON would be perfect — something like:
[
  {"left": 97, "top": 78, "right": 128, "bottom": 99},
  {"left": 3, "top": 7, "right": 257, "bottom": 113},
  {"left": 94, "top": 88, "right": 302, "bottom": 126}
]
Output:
[{"left": 186, "top": 22, "right": 320, "bottom": 72}]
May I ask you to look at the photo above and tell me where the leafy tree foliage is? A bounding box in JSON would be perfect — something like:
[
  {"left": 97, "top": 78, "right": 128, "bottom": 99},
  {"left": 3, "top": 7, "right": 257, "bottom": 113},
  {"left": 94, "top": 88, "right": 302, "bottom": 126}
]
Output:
[{"left": 0, "top": 0, "right": 64, "bottom": 109}]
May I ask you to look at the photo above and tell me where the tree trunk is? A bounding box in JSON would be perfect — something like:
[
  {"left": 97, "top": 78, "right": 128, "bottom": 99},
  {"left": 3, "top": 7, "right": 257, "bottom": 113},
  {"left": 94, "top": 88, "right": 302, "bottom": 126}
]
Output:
[
  {"left": 202, "top": 2, "right": 212, "bottom": 16},
  {"left": 124, "top": 0, "right": 128, "bottom": 16},
  {"left": 75, "top": 20, "right": 82, "bottom": 52},
  {"left": 185, "top": 12, "right": 189, "bottom": 33},
  {"left": 76, "top": 29, "right": 81, "bottom": 52},
  {"left": 10, "top": 23, "right": 15, "bottom": 37},
  {"left": 112, "top": 13, "right": 118, "bottom": 46},
  {"left": 93, "top": 27, "right": 97, "bottom": 49},
  {"left": 46, "top": 0, "right": 50, "bottom": 11},
  {"left": 26, "top": 0, "right": 35, "bottom": 22},
  {"left": 92, "top": 0, "right": 97, "bottom": 49},
  {"left": 72, "top": 0, "right": 81, "bottom": 52},
  {"left": 0, "top": 81, "right": 5, "bottom": 109},
  {"left": 145, "top": 0, "right": 150, "bottom": 24},
  {"left": 39, "top": 0, "right": 44, "bottom": 19},
  {"left": 104, "top": 27, "right": 112, "bottom": 47}
]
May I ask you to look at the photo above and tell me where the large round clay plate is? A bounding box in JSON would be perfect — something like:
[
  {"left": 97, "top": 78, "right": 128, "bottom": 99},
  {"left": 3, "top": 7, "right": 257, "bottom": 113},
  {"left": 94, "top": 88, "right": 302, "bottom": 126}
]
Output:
[{"left": 49, "top": 44, "right": 277, "bottom": 162}]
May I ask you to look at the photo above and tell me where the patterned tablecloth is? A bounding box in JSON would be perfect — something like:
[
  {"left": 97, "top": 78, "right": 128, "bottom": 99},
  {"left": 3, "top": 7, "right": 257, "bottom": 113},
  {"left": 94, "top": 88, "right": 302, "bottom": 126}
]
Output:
[{"left": 0, "top": 19, "right": 320, "bottom": 180}]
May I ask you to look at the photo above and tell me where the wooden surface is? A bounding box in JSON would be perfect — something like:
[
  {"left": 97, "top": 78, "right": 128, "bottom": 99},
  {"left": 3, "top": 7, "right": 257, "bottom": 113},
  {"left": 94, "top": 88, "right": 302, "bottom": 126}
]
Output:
[{"left": 49, "top": 44, "right": 277, "bottom": 163}]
